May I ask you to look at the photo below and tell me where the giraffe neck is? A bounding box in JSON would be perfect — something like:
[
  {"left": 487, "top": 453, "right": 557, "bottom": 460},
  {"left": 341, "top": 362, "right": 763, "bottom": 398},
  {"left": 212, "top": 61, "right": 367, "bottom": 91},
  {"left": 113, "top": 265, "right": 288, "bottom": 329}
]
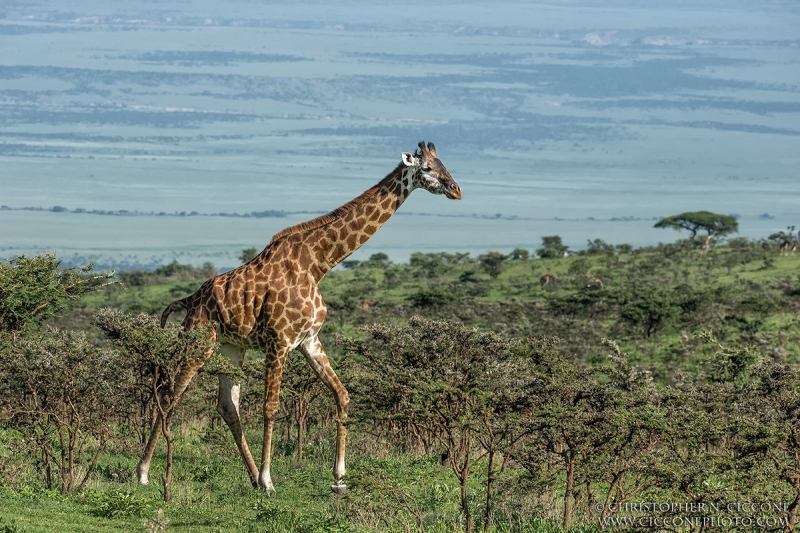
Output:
[{"left": 275, "top": 163, "right": 416, "bottom": 280}]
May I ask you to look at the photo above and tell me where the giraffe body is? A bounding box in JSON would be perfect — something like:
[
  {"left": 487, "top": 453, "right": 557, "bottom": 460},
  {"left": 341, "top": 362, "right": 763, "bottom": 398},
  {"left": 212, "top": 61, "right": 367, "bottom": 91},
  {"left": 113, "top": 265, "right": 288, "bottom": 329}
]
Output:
[
  {"left": 539, "top": 273, "right": 558, "bottom": 290},
  {"left": 780, "top": 240, "right": 797, "bottom": 256},
  {"left": 136, "top": 142, "right": 461, "bottom": 492}
]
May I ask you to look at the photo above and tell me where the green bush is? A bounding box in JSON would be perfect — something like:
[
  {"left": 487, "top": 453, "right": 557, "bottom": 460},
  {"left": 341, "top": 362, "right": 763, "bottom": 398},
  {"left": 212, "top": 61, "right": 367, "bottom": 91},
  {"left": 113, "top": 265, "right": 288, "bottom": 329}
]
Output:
[{"left": 88, "top": 489, "right": 152, "bottom": 519}]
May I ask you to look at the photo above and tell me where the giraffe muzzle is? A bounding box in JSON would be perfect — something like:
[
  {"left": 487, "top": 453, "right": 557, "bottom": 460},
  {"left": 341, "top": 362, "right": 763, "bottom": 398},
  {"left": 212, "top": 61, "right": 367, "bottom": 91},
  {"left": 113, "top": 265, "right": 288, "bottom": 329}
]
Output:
[{"left": 445, "top": 187, "right": 462, "bottom": 200}]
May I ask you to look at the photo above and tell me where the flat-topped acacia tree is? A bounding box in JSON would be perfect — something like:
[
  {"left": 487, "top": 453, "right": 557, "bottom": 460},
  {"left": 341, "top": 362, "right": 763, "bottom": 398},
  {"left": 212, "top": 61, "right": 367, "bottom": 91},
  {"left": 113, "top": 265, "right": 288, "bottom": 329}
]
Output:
[{"left": 654, "top": 211, "right": 738, "bottom": 250}]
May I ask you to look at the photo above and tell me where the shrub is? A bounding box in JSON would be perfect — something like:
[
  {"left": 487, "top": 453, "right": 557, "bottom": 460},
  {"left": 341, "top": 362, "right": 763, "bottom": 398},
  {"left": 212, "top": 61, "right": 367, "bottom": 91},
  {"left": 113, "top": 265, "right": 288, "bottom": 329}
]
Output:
[
  {"left": 342, "top": 317, "right": 536, "bottom": 533},
  {"left": 477, "top": 251, "right": 508, "bottom": 279},
  {"left": 95, "top": 309, "right": 224, "bottom": 502},
  {"left": 407, "top": 288, "right": 455, "bottom": 308},
  {"left": 0, "top": 330, "right": 133, "bottom": 494},
  {"left": 0, "top": 254, "right": 113, "bottom": 333},
  {"left": 88, "top": 489, "right": 153, "bottom": 519},
  {"left": 583, "top": 238, "right": 615, "bottom": 256}
]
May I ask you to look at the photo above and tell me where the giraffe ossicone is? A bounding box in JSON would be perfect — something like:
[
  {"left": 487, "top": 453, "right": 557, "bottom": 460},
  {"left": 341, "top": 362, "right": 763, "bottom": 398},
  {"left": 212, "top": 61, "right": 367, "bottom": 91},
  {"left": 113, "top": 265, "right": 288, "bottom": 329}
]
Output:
[{"left": 136, "top": 141, "right": 461, "bottom": 492}]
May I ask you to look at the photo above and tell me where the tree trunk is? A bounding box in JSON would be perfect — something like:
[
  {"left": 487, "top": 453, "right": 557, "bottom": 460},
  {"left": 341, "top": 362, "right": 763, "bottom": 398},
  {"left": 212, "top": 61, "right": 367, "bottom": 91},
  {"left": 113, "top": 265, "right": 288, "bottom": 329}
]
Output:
[
  {"left": 161, "top": 415, "right": 173, "bottom": 503},
  {"left": 140, "top": 408, "right": 148, "bottom": 446},
  {"left": 58, "top": 425, "right": 69, "bottom": 495},
  {"left": 563, "top": 453, "right": 576, "bottom": 531},
  {"left": 78, "top": 443, "right": 104, "bottom": 492},
  {"left": 450, "top": 430, "right": 474, "bottom": 533},
  {"left": 484, "top": 448, "right": 495, "bottom": 533},
  {"left": 784, "top": 477, "right": 800, "bottom": 533},
  {"left": 296, "top": 410, "right": 307, "bottom": 464},
  {"left": 67, "top": 424, "right": 77, "bottom": 495},
  {"left": 42, "top": 444, "right": 52, "bottom": 490},
  {"left": 460, "top": 468, "right": 473, "bottom": 533}
]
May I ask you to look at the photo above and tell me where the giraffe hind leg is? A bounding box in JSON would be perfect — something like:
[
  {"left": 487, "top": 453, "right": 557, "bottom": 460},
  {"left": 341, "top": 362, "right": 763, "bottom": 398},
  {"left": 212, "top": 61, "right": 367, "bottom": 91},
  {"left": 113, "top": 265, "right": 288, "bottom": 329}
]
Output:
[
  {"left": 217, "top": 344, "right": 259, "bottom": 487},
  {"left": 299, "top": 335, "right": 349, "bottom": 494},
  {"left": 137, "top": 414, "right": 162, "bottom": 484}
]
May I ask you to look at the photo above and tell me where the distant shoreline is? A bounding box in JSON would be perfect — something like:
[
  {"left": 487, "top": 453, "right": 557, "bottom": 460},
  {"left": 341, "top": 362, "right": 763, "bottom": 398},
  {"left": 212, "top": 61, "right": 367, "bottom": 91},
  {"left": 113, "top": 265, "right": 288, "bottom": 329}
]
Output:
[{"left": 0, "top": 205, "right": 664, "bottom": 223}]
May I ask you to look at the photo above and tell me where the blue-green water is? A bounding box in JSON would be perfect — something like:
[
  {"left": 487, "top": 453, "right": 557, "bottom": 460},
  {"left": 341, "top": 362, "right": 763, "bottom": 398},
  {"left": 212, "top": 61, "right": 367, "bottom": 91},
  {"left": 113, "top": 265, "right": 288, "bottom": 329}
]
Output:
[{"left": 1, "top": 1, "right": 799, "bottom": 269}]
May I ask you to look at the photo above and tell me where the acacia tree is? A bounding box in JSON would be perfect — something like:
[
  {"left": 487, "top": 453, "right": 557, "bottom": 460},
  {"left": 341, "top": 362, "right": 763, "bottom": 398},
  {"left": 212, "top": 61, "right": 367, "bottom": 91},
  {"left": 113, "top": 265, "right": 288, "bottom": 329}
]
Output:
[
  {"left": 536, "top": 235, "right": 569, "bottom": 258},
  {"left": 651, "top": 377, "right": 747, "bottom": 528},
  {"left": 615, "top": 284, "right": 684, "bottom": 339},
  {"left": 589, "top": 341, "right": 663, "bottom": 528},
  {"left": 477, "top": 251, "right": 508, "bottom": 279},
  {"left": 517, "top": 342, "right": 616, "bottom": 530},
  {"left": 516, "top": 339, "right": 664, "bottom": 531},
  {"left": 342, "top": 317, "right": 535, "bottom": 533},
  {"left": 739, "top": 362, "right": 800, "bottom": 532},
  {"left": 0, "top": 330, "right": 133, "bottom": 494},
  {"left": 95, "top": 309, "right": 224, "bottom": 502},
  {"left": 0, "top": 254, "right": 114, "bottom": 333},
  {"left": 654, "top": 211, "right": 738, "bottom": 250},
  {"left": 768, "top": 226, "right": 798, "bottom": 255},
  {"left": 0, "top": 254, "right": 120, "bottom": 494},
  {"left": 238, "top": 247, "right": 259, "bottom": 264}
]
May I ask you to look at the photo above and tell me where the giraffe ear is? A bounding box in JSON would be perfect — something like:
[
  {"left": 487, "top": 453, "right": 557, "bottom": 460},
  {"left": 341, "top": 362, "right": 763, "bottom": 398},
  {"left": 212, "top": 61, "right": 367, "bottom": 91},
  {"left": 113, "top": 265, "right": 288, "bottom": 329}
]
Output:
[{"left": 401, "top": 152, "right": 418, "bottom": 166}]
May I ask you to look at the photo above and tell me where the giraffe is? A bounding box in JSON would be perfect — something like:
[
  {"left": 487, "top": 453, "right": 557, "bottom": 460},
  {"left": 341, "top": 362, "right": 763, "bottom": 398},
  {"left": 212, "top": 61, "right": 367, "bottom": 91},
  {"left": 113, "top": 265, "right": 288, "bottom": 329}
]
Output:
[
  {"left": 778, "top": 227, "right": 798, "bottom": 256},
  {"left": 539, "top": 273, "right": 558, "bottom": 290},
  {"left": 136, "top": 141, "right": 461, "bottom": 494}
]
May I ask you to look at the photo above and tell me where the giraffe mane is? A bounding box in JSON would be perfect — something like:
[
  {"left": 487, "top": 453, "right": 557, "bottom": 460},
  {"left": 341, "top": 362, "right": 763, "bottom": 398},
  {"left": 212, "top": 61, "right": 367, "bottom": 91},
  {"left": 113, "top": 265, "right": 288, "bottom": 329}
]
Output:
[{"left": 268, "top": 162, "right": 405, "bottom": 244}]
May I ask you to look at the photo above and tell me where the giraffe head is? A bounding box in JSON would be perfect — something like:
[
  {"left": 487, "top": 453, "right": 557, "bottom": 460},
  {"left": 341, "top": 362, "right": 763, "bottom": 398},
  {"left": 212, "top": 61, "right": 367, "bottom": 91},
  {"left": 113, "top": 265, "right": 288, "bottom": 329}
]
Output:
[{"left": 401, "top": 141, "right": 462, "bottom": 200}]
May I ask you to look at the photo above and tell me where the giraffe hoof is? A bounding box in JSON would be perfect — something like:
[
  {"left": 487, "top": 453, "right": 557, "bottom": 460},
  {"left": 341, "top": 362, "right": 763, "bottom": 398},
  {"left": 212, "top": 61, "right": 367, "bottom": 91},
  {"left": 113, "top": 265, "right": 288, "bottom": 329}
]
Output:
[{"left": 330, "top": 482, "right": 347, "bottom": 495}]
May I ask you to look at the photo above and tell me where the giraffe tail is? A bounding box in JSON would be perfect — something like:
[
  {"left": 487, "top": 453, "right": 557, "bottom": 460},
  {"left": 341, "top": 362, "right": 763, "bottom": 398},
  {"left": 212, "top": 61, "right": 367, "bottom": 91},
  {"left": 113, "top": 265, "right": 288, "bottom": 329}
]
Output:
[{"left": 160, "top": 297, "right": 189, "bottom": 328}]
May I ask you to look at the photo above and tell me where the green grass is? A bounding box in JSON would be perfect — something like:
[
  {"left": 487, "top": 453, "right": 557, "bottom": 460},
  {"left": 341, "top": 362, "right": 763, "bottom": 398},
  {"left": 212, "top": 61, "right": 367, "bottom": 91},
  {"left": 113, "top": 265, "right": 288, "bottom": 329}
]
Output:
[{"left": 0, "top": 426, "right": 493, "bottom": 533}]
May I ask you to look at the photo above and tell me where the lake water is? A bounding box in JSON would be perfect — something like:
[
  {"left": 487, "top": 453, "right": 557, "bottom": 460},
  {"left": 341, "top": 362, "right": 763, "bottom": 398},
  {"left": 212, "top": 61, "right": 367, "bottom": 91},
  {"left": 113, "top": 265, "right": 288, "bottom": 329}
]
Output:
[{"left": 1, "top": 1, "right": 799, "bottom": 270}]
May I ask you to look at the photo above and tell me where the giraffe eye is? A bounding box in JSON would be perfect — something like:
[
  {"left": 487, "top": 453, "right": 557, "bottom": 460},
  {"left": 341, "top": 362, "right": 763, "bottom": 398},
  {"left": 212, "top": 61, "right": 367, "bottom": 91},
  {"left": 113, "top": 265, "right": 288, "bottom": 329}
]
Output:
[{"left": 422, "top": 166, "right": 432, "bottom": 172}]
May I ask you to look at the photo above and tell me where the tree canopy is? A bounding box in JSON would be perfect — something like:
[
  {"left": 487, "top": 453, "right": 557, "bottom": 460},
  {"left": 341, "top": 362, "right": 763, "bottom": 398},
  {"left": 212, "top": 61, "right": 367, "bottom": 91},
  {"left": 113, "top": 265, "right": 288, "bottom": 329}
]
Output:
[
  {"left": 238, "top": 247, "right": 259, "bottom": 264},
  {"left": 654, "top": 211, "right": 738, "bottom": 248},
  {"left": 0, "top": 254, "right": 115, "bottom": 333},
  {"left": 536, "top": 235, "right": 569, "bottom": 258},
  {"left": 768, "top": 225, "right": 797, "bottom": 243}
]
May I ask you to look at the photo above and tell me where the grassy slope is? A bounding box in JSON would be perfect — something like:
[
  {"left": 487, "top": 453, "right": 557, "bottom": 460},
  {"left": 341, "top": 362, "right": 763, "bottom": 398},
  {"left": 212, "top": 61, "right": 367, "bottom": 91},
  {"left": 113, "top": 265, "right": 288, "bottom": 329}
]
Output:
[
  {"left": 0, "top": 429, "right": 491, "bottom": 533},
  {"left": 18, "top": 245, "right": 798, "bottom": 532},
  {"left": 68, "top": 248, "right": 800, "bottom": 366},
  {"left": 75, "top": 251, "right": 800, "bottom": 309}
]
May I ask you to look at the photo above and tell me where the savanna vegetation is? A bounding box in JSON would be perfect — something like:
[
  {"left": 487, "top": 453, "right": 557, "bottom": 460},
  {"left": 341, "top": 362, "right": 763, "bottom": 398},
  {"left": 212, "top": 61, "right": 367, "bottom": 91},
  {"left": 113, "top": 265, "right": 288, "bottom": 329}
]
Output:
[{"left": 1, "top": 232, "right": 800, "bottom": 532}]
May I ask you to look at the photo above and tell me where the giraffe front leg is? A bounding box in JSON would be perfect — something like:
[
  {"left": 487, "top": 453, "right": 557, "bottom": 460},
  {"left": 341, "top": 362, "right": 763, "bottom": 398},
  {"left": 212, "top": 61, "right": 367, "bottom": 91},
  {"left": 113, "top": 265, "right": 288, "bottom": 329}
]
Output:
[
  {"left": 259, "top": 346, "right": 287, "bottom": 493},
  {"left": 299, "top": 335, "right": 350, "bottom": 494},
  {"left": 139, "top": 327, "right": 215, "bottom": 486},
  {"left": 137, "top": 362, "right": 201, "bottom": 485}
]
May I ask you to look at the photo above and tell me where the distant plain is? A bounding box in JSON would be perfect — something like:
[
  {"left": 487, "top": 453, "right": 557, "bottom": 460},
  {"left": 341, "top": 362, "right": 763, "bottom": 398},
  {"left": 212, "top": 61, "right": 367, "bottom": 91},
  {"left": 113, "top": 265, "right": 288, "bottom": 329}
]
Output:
[{"left": 1, "top": 0, "right": 799, "bottom": 270}]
